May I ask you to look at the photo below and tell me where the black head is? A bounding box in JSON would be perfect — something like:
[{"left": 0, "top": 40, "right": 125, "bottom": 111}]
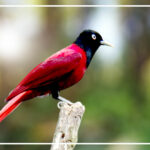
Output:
[
  {"left": 74, "top": 29, "right": 103, "bottom": 53},
  {"left": 74, "top": 29, "right": 112, "bottom": 67}
]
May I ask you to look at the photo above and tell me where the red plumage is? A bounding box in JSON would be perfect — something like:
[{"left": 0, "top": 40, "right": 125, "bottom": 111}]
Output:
[
  {"left": 0, "top": 92, "right": 28, "bottom": 122},
  {"left": 0, "top": 44, "right": 87, "bottom": 122}
]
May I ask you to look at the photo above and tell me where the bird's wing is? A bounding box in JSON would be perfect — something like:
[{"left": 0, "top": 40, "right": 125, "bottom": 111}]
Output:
[{"left": 6, "top": 48, "right": 82, "bottom": 101}]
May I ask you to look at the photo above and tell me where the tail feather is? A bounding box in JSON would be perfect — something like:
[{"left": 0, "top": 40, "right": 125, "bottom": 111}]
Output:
[{"left": 0, "top": 92, "right": 27, "bottom": 122}]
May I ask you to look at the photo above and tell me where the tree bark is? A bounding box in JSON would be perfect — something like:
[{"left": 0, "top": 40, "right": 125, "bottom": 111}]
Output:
[{"left": 50, "top": 102, "right": 85, "bottom": 150}]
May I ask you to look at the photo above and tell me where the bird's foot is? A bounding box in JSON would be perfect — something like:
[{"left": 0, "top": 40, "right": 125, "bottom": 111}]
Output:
[
  {"left": 57, "top": 96, "right": 73, "bottom": 105},
  {"left": 51, "top": 89, "right": 73, "bottom": 105}
]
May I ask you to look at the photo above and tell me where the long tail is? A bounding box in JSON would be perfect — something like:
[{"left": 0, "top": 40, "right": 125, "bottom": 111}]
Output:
[{"left": 0, "top": 91, "right": 27, "bottom": 122}]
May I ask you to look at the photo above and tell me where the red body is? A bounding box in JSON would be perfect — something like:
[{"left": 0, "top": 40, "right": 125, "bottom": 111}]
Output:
[
  {"left": 0, "top": 44, "right": 87, "bottom": 122},
  {"left": 6, "top": 44, "right": 87, "bottom": 101}
]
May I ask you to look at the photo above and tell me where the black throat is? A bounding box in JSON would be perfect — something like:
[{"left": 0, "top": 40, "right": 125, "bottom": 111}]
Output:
[
  {"left": 84, "top": 47, "right": 95, "bottom": 67},
  {"left": 74, "top": 41, "right": 97, "bottom": 67}
]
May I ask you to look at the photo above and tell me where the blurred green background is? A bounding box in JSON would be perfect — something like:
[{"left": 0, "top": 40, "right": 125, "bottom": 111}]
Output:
[{"left": 0, "top": 0, "right": 150, "bottom": 150}]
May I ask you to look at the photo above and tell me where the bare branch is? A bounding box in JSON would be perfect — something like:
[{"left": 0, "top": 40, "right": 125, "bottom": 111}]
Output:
[{"left": 50, "top": 102, "right": 85, "bottom": 150}]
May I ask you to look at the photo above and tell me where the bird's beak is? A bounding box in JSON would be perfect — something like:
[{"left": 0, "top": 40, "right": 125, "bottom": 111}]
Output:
[{"left": 100, "top": 40, "right": 113, "bottom": 47}]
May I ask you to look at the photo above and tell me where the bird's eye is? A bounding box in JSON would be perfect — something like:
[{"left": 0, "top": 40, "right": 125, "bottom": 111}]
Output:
[{"left": 91, "top": 34, "right": 96, "bottom": 40}]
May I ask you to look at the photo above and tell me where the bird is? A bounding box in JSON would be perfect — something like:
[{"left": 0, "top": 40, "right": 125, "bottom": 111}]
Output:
[{"left": 0, "top": 29, "right": 112, "bottom": 122}]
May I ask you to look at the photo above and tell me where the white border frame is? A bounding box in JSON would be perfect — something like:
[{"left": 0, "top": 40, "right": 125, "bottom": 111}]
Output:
[
  {"left": 0, "top": 4, "right": 150, "bottom": 146},
  {"left": 0, "top": 142, "right": 150, "bottom": 145},
  {"left": 0, "top": 5, "right": 150, "bottom": 7}
]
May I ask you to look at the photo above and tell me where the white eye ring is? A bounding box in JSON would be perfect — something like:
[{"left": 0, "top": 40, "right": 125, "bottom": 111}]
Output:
[{"left": 91, "top": 34, "right": 96, "bottom": 40}]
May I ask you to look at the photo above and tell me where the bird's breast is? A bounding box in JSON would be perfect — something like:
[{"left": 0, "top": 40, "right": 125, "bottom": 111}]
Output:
[
  {"left": 58, "top": 44, "right": 87, "bottom": 90},
  {"left": 58, "top": 64, "right": 86, "bottom": 90}
]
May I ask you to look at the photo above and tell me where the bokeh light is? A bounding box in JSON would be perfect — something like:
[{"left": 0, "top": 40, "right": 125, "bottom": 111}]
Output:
[{"left": 0, "top": 24, "right": 24, "bottom": 60}]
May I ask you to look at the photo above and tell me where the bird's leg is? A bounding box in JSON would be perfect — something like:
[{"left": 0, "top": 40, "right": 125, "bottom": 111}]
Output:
[
  {"left": 57, "top": 96, "right": 73, "bottom": 104},
  {"left": 51, "top": 89, "right": 73, "bottom": 105}
]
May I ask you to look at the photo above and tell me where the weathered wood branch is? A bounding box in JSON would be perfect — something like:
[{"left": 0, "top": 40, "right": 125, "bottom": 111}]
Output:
[{"left": 50, "top": 102, "right": 85, "bottom": 150}]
